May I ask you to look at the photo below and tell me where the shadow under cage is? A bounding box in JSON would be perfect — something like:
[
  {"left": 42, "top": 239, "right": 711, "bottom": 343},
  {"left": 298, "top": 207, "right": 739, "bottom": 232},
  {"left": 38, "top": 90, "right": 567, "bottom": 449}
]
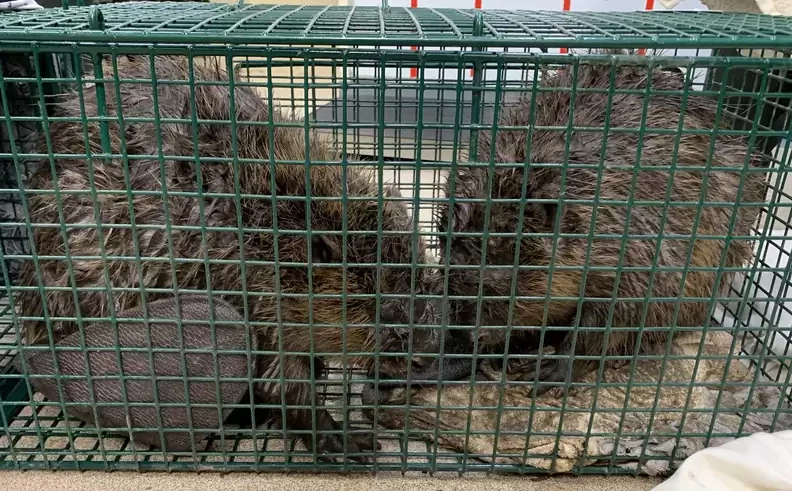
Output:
[{"left": 0, "top": 2, "right": 791, "bottom": 475}]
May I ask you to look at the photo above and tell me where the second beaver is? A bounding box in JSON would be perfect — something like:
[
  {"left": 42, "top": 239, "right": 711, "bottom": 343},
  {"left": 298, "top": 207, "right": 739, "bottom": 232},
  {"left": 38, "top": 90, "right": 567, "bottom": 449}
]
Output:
[
  {"left": 374, "top": 59, "right": 768, "bottom": 397},
  {"left": 440, "top": 60, "right": 767, "bottom": 392}
]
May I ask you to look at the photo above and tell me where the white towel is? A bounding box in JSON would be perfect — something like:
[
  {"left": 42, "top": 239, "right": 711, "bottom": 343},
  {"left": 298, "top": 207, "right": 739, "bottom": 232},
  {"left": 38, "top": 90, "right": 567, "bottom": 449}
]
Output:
[
  {"left": 0, "top": 0, "right": 43, "bottom": 10},
  {"left": 653, "top": 431, "right": 792, "bottom": 491},
  {"left": 659, "top": 0, "right": 792, "bottom": 16}
]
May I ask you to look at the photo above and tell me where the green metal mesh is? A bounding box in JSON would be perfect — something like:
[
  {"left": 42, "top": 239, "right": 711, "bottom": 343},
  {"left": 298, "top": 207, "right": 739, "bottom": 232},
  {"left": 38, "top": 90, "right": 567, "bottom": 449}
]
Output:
[
  {"left": 0, "top": 3, "right": 791, "bottom": 475},
  {"left": 0, "top": 4, "right": 791, "bottom": 48}
]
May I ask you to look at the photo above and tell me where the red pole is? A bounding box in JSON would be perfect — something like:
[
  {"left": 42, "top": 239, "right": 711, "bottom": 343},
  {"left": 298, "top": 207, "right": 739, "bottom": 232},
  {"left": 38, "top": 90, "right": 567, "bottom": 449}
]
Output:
[
  {"left": 560, "top": 0, "right": 571, "bottom": 54},
  {"left": 470, "top": 0, "right": 482, "bottom": 77},
  {"left": 411, "top": 0, "right": 418, "bottom": 78},
  {"left": 639, "top": 0, "right": 654, "bottom": 55}
]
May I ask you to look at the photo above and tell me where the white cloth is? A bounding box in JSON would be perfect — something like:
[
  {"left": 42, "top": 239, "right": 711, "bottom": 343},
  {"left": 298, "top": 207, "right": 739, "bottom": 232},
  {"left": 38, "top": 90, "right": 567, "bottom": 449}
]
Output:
[
  {"left": 0, "top": 0, "right": 43, "bottom": 10},
  {"left": 659, "top": 0, "right": 792, "bottom": 16},
  {"left": 653, "top": 431, "right": 792, "bottom": 491}
]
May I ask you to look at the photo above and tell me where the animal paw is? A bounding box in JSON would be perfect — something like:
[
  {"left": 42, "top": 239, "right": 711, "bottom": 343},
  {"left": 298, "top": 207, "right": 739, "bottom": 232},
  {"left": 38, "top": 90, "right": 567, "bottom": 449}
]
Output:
[
  {"left": 303, "top": 428, "right": 381, "bottom": 464},
  {"left": 508, "top": 357, "right": 574, "bottom": 397}
]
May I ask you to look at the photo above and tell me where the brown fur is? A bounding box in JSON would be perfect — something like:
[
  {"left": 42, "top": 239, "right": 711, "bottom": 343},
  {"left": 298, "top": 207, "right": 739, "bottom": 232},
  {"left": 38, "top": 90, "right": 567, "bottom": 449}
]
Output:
[
  {"left": 438, "top": 59, "right": 768, "bottom": 390},
  {"left": 16, "top": 55, "right": 440, "bottom": 459}
]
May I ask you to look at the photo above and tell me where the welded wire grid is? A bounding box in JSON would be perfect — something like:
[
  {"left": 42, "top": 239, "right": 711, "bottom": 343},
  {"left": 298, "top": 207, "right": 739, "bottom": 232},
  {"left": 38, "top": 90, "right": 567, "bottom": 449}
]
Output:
[
  {"left": 0, "top": 5, "right": 791, "bottom": 474},
  {"left": 710, "top": 50, "right": 792, "bottom": 377},
  {"left": 0, "top": 53, "right": 39, "bottom": 309},
  {"left": 0, "top": 4, "right": 792, "bottom": 48}
]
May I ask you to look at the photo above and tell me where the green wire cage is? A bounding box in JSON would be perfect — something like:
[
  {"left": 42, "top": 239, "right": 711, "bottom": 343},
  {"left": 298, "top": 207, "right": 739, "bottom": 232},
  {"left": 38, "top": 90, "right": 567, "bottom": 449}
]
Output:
[{"left": 1, "top": 2, "right": 792, "bottom": 475}]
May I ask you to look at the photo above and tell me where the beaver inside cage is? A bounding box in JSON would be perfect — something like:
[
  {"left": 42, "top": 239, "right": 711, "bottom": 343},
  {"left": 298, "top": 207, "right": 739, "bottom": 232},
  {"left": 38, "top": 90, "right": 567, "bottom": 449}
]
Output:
[{"left": 6, "top": 54, "right": 446, "bottom": 459}]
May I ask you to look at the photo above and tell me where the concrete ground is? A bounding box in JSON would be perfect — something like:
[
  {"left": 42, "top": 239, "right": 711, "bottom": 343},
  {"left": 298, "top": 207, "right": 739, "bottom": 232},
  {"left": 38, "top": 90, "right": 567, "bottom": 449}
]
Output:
[{"left": 3, "top": 471, "right": 663, "bottom": 491}]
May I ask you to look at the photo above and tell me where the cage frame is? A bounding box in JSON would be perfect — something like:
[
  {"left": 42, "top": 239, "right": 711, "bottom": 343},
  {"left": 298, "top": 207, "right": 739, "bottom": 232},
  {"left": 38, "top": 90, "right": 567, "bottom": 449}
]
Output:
[{"left": 0, "top": 3, "right": 792, "bottom": 475}]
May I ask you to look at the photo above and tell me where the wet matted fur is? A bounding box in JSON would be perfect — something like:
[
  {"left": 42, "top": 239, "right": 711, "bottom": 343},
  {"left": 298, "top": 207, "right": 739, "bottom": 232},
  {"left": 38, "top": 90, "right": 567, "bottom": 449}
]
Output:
[{"left": 15, "top": 55, "right": 441, "bottom": 459}]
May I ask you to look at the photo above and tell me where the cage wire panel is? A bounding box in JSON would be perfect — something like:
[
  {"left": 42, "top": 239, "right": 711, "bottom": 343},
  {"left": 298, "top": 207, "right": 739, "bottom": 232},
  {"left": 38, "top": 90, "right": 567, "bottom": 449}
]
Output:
[{"left": 0, "top": 2, "right": 791, "bottom": 475}]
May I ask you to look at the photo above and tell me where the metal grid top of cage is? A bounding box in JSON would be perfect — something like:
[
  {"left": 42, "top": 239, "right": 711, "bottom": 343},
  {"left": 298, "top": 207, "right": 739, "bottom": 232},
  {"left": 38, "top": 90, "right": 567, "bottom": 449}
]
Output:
[{"left": 2, "top": 3, "right": 792, "bottom": 49}]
